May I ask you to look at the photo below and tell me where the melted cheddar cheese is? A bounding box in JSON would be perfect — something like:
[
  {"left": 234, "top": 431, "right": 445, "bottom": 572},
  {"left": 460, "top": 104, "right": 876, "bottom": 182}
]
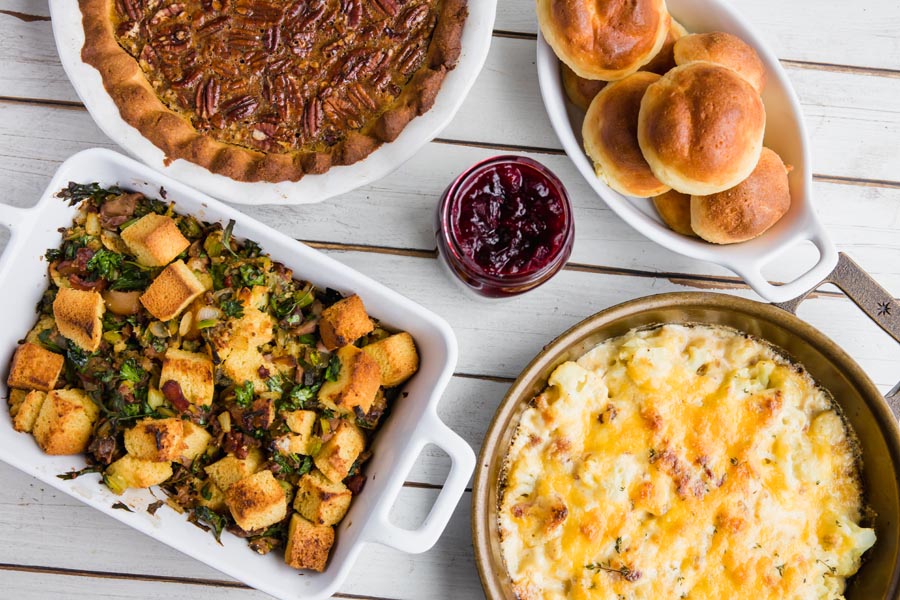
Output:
[{"left": 499, "top": 325, "right": 874, "bottom": 600}]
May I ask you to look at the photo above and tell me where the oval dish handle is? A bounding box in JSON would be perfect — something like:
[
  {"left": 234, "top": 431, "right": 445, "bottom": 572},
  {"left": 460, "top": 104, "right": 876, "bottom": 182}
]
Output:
[
  {"left": 0, "top": 203, "right": 35, "bottom": 281},
  {"left": 364, "top": 410, "right": 475, "bottom": 554},
  {"left": 775, "top": 252, "right": 900, "bottom": 416}
]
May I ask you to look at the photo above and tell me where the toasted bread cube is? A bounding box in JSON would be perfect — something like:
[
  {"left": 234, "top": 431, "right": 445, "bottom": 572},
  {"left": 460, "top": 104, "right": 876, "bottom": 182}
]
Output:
[
  {"left": 204, "top": 448, "right": 263, "bottom": 491},
  {"left": 7, "top": 342, "right": 64, "bottom": 391},
  {"left": 318, "top": 295, "right": 373, "bottom": 350},
  {"left": 284, "top": 513, "right": 334, "bottom": 572},
  {"left": 12, "top": 390, "right": 47, "bottom": 433},
  {"left": 120, "top": 213, "right": 190, "bottom": 267},
  {"left": 180, "top": 421, "right": 212, "bottom": 462},
  {"left": 53, "top": 288, "right": 105, "bottom": 352},
  {"left": 362, "top": 332, "right": 419, "bottom": 387},
  {"left": 32, "top": 389, "right": 99, "bottom": 455},
  {"left": 225, "top": 470, "right": 287, "bottom": 531},
  {"left": 314, "top": 420, "right": 365, "bottom": 483},
  {"left": 160, "top": 348, "right": 214, "bottom": 407},
  {"left": 10, "top": 390, "right": 47, "bottom": 433},
  {"left": 140, "top": 260, "right": 205, "bottom": 321},
  {"left": 194, "top": 478, "right": 227, "bottom": 511},
  {"left": 218, "top": 339, "right": 271, "bottom": 393},
  {"left": 7, "top": 388, "right": 28, "bottom": 414},
  {"left": 294, "top": 470, "right": 352, "bottom": 526},
  {"left": 124, "top": 417, "right": 185, "bottom": 462},
  {"left": 235, "top": 286, "right": 275, "bottom": 346},
  {"left": 318, "top": 345, "right": 381, "bottom": 416},
  {"left": 273, "top": 409, "right": 318, "bottom": 455},
  {"left": 105, "top": 454, "right": 173, "bottom": 493}
]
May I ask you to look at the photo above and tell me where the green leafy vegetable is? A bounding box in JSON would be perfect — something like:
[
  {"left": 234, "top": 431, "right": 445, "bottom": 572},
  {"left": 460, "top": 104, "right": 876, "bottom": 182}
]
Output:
[
  {"left": 234, "top": 380, "right": 254, "bottom": 408},
  {"left": 325, "top": 354, "right": 342, "bottom": 382},
  {"left": 110, "top": 261, "right": 151, "bottom": 291},
  {"left": 119, "top": 358, "right": 144, "bottom": 383},
  {"left": 220, "top": 298, "right": 245, "bottom": 319},
  {"left": 191, "top": 506, "right": 226, "bottom": 543},
  {"left": 87, "top": 249, "right": 123, "bottom": 280},
  {"left": 239, "top": 264, "right": 266, "bottom": 287},
  {"left": 38, "top": 329, "right": 65, "bottom": 353},
  {"left": 58, "top": 181, "right": 122, "bottom": 205},
  {"left": 57, "top": 465, "right": 103, "bottom": 481}
]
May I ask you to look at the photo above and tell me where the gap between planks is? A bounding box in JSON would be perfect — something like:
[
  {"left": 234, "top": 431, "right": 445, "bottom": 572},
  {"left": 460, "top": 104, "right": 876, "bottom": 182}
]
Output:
[{"left": 0, "top": 563, "right": 393, "bottom": 600}]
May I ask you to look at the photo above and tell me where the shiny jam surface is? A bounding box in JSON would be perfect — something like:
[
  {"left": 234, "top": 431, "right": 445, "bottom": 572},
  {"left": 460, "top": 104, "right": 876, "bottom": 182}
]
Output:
[{"left": 450, "top": 162, "right": 568, "bottom": 277}]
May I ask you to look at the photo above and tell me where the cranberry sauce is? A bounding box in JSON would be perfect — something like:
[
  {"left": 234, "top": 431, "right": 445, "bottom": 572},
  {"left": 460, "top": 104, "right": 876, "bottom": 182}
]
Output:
[
  {"left": 436, "top": 156, "right": 573, "bottom": 298},
  {"left": 450, "top": 161, "right": 569, "bottom": 277}
]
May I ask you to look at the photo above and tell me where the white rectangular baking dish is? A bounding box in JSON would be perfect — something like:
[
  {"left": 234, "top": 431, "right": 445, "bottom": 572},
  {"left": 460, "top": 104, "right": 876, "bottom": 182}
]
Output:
[
  {"left": 536, "top": 0, "right": 839, "bottom": 303},
  {"left": 0, "top": 148, "right": 475, "bottom": 600},
  {"left": 49, "top": 0, "right": 498, "bottom": 205}
]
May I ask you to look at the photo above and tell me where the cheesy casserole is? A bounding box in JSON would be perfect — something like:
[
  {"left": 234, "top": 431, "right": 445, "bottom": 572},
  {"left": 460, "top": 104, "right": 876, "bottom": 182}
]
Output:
[{"left": 499, "top": 324, "right": 875, "bottom": 599}]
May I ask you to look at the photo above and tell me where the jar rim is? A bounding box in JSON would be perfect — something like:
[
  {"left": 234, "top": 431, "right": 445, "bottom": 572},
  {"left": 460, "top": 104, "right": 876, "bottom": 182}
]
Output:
[{"left": 437, "top": 155, "right": 574, "bottom": 287}]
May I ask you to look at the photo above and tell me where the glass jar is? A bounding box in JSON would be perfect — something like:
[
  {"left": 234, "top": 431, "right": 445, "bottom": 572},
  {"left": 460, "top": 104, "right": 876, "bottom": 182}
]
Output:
[{"left": 435, "top": 155, "right": 574, "bottom": 298}]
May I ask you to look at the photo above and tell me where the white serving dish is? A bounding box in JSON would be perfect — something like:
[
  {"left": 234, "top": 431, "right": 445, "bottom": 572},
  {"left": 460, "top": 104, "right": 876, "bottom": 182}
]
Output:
[
  {"left": 0, "top": 148, "right": 475, "bottom": 600},
  {"left": 48, "top": 0, "right": 497, "bottom": 206},
  {"left": 536, "top": 0, "right": 839, "bottom": 303}
]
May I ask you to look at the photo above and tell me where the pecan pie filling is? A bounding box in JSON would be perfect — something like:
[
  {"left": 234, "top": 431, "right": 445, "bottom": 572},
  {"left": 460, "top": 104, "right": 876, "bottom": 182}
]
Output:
[
  {"left": 115, "top": 0, "right": 439, "bottom": 152},
  {"left": 81, "top": 0, "right": 467, "bottom": 181}
]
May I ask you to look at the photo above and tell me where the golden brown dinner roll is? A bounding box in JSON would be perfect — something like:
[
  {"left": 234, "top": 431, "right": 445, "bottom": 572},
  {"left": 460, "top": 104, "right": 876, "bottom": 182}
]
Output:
[
  {"left": 561, "top": 63, "right": 607, "bottom": 111},
  {"left": 641, "top": 18, "right": 689, "bottom": 75},
  {"left": 583, "top": 72, "right": 670, "bottom": 197},
  {"left": 674, "top": 31, "right": 766, "bottom": 93},
  {"left": 653, "top": 190, "right": 696, "bottom": 236},
  {"left": 691, "top": 148, "right": 791, "bottom": 244},
  {"left": 538, "top": 0, "right": 670, "bottom": 81},
  {"left": 638, "top": 62, "right": 766, "bottom": 195}
]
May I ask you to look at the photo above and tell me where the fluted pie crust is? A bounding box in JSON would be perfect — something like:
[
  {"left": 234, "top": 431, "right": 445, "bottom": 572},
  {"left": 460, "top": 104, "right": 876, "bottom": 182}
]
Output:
[{"left": 79, "top": 0, "right": 467, "bottom": 182}]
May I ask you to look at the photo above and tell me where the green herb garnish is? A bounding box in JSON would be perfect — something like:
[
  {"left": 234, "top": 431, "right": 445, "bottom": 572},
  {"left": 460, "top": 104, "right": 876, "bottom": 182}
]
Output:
[{"left": 234, "top": 380, "right": 254, "bottom": 408}]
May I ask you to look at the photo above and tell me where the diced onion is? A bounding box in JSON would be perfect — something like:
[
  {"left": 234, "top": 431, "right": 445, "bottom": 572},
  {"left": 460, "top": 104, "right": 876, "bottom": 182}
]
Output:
[{"left": 102, "top": 290, "right": 142, "bottom": 316}]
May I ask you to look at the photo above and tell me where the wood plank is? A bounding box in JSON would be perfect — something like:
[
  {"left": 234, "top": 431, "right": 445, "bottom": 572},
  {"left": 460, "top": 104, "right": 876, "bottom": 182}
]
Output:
[
  {"left": 495, "top": 0, "right": 900, "bottom": 72},
  {"left": 1, "top": 101, "right": 899, "bottom": 295}
]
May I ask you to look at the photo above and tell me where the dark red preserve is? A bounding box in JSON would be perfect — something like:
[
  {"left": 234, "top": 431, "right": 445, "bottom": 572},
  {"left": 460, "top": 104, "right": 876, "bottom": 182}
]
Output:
[{"left": 436, "top": 156, "right": 574, "bottom": 298}]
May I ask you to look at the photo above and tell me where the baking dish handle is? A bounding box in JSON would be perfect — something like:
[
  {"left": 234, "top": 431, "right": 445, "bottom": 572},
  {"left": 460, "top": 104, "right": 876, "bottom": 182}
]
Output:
[
  {"left": 774, "top": 252, "right": 900, "bottom": 414},
  {"left": 0, "top": 203, "right": 34, "bottom": 275},
  {"left": 365, "top": 410, "right": 475, "bottom": 554}
]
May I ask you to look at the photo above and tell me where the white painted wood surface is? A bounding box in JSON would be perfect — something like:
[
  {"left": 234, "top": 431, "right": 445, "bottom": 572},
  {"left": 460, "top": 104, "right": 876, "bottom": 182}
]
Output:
[{"left": 0, "top": 0, "right": 898, "bottom": 598}]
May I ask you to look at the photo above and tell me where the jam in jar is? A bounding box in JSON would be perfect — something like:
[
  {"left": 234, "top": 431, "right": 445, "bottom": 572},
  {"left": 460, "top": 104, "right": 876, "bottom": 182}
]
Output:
[{"left": 435, "top": 156, "right": 574, "bottom": 298}]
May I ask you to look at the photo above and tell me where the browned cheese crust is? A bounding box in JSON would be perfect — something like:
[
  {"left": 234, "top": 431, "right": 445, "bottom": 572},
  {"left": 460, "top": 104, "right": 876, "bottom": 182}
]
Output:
[
  {"left": 691, "top": 147, "right": 792, "bottom": 244},
  {"left": 79, "top": 0, "right": 468, "bottom": 182}
]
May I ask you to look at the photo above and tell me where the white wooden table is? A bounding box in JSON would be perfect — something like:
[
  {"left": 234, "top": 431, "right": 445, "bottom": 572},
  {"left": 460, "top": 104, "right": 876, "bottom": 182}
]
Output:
[{"left": 1, "top": 1, "right": 898, "bottom": 598}]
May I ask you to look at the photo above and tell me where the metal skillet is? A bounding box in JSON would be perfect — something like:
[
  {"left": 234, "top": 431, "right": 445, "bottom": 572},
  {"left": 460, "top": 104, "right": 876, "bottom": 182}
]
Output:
[{"left": 473, "top": 253, "right": 900, "bottom": 599}]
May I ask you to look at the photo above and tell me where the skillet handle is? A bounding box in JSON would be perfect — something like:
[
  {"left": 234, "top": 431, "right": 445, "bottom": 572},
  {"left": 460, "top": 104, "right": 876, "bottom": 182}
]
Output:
[{"left": 774, "top": 252, "right": 900, "bottom": 414}]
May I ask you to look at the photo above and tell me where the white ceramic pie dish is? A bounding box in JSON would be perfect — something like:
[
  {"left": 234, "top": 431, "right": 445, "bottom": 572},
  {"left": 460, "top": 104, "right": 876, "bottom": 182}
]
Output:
[
  {"left": 48, "top": 0, "right": 497, "bottom": 206},
  {"left": 536, "top": 0, "right": 839, "bottom": 303},
  {"left": 0, "top": 148, "right": 475, "bottom": 600}
]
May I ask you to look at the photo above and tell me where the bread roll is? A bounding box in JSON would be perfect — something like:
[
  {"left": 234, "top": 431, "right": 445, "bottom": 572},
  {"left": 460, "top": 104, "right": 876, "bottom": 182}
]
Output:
[
  {"left": 583, "top": 72, "right": 670, "bottom": 197},
  {"left": 641, "top": 18, "right": 689, "bottom": 75},
  {"left": 653, "top": 190, "right": 696, "bottom": 236},
  {"left": 674, "top": 31, "right": 766, "bottom": 93},
  {"left": 638, "top": 62, "right": 765, "bottom": 195},
  {"left": 691, "top": 148, "right": 791, "bottom": 244},
  {"left": 561, "top": 63, "right": 607, "bottom": 111},
  {"left": 538, "top": 0, "right": 670, "bottom": 81}
]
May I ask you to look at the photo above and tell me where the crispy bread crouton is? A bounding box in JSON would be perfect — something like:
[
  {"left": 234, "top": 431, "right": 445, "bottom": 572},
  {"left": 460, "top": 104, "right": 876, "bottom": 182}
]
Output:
[
  {"left": 53, "top": 288, "right": 105, "bottom": 352},
  {"left": 313, "top": 419, "right": 365, "bottom": 483},
  {"left": 7, "top": 342, "right": 64, "bottom": 391},
  {"left": 180, "top": 420, "right": 212, "bottom": 462},
  {"left": 194, "top": 478, "right": 227, "bottom": 511},
  {"left": 12, "top": 390, "right": 47, "bottom": 433},
  {"left": 294, "top": 470, "right": 352, "bottom": 526},
  {"left": 273, "top": 409, "right": 318, "bottom": 456},
  {"left": 284, "top": 513, "right": 334, "bottom": 572},
  {"left": 160, "top": 348, "right": 214, "bottom": 407},
  {"left": 225, "top": 469, "right": 287, "bottom": 531},
  {"left": 120, "top": 213, "right": 190, "bottom": 267},
  {"left": 362, "top": 332, "right": 419, "bottom": 387},
  {"left": 140, "top": 260, "right": 205, "bottom": 321},
  {"left": 204, "top": 448, "right": 263, "bottom": 491},
  {"left": 124, "top": 417, "right": 186, "bottom": 462},
  {"left": 318, "top": 345, "right": 381, "bottom": 416},
  {"left": 105, "top": 454, "right": 173, "bottom": 493},
  {"left": 318, "top": 295, "right": 373, "bottom": 350},
  {"left": 32, "top": 389, "right": 99, "bottom": 455}
]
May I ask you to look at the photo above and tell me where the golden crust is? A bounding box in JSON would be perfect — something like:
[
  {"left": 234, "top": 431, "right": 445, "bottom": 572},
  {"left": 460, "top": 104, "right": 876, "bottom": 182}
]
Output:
[
  {"left": 583, "top": 72, "right": 670, "bottom": 198},
  {"left": 638, "top": 62, "right": 766, "bottom": 195},
  {"left": 140, "top": 260, "right": 205, "bottom": 321},
  {"left": 284, "top": 513, "right": 334, "bottom": 572},
  {"left": 561, "top": 63, "right": 607, "bottom": 112},
  {"left": 53, "top": 288, "right": 105, "bottom": 352},
  {"left": 7, "top": 342, "right": 64, "bottom": 392},
  {"left": 318, "top": 295, "right": 374, "bottom": 351},
  {"left": 120, "top": 213, "right": 189, "bottom": 267},
  {"left": 538, "top": 0, "right": 669, "bottom": 81},
  {"left": 674, "top": 32, "right": 766, "bottom": 93},
  {"left": 691, "top": 148, "right": 791, "bottom": 244},
  {"left": 32, "top": 389, "right": 99, "bottom": 455},
  {"left": 652, "top": 189, "right": 696, "bottom": 236},
  {"left": 641, "top": 18, "right": 688, "bottom": 75},
  {"left": 78, "top": 0, "right": 468, "bottom": 183}
]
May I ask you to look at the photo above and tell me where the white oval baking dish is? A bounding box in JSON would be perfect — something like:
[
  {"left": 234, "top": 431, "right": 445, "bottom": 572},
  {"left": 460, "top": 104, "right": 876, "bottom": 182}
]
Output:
[
  {"left": 0, "top": 148, "right": 475, "bottom": 600},
  {"left": 536, "top": 0, "right": 838, "bottom": 303},
  {"left": 49, "top": 1, "right": 497, "bottom": 205}
]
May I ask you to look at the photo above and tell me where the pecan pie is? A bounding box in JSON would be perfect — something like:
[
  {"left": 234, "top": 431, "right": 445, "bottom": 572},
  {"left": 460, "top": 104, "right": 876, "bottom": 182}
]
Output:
[{"left": 80, "top": 0, "right": 468, "bottom": 182}]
